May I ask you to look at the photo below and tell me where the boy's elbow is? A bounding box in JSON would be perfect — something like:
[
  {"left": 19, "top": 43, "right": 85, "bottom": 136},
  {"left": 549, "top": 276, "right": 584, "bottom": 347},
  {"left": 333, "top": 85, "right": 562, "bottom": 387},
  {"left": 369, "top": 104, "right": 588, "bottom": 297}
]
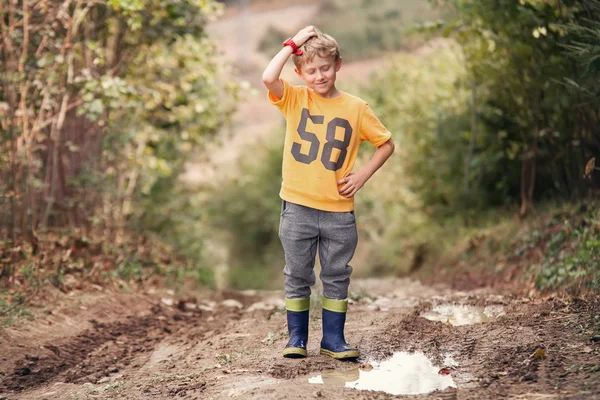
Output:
[
  {"left": 262, "top": 73, "right": 276, "bottom": 86},
  {"left": 386, "top": 138, "right": 395, "bottom": 154}
]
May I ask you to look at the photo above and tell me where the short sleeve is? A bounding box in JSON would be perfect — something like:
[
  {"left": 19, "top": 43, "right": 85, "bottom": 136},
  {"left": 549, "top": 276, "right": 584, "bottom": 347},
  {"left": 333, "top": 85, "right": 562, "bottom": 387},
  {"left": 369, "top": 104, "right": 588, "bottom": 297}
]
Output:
[
  {"left": 360, "top": 104, "right": 392, "bottom": 147},
  {"left": 268, "top": 79, "right": 298, "bottom": 117}
]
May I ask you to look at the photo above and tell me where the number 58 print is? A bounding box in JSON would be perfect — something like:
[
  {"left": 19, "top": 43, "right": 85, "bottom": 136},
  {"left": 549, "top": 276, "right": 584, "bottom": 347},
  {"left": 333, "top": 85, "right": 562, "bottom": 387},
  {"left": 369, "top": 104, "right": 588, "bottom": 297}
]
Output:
[{"left": 292, "top": 108, "right": 353, "bottom": 171}]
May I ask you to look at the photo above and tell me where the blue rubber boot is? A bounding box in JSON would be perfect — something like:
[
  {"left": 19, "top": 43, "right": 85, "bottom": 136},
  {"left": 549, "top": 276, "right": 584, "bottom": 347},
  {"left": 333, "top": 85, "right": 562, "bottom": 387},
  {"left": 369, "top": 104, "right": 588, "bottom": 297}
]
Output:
[
  {"left": 283, "top": 298, "right": 310, "bottom": 358},
  {"left": 320, "top": 297, "right": 360, "bottom": 360}
]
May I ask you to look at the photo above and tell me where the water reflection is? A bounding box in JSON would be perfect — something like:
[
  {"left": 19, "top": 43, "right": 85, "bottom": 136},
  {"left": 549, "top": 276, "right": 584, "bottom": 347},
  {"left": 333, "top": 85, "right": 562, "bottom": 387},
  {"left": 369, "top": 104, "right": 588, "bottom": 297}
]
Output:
[
  {"left": 421, "top": 304, "right": 505, "bottom": 326},
  {"left": 308, "top": 352, "right": 456, "bottom": 395}
]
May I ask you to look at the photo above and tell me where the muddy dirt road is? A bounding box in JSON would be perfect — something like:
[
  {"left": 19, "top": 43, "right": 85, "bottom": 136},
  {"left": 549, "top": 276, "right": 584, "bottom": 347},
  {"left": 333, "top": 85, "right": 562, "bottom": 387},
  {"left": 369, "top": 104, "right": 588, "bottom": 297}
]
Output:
[{"left": 1, "top": 279, "right": 599, "bottom": 399}]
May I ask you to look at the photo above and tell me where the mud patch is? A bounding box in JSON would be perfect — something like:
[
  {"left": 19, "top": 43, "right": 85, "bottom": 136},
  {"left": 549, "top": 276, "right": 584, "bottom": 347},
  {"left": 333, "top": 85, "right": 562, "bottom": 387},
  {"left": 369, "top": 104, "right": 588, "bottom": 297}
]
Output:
[
  {"left": 0, "top": 305, "right": 201, "bottom": 394},
  {"left": 307, "top": 352, "right": 456, "bottom": 395}
]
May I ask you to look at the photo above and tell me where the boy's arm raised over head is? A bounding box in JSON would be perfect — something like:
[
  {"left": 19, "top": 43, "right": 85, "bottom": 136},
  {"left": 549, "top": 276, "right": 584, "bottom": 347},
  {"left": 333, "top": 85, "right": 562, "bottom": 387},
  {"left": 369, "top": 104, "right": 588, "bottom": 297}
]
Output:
[{"left": 262, "top": 26, "right": 317, "bottom": 100}]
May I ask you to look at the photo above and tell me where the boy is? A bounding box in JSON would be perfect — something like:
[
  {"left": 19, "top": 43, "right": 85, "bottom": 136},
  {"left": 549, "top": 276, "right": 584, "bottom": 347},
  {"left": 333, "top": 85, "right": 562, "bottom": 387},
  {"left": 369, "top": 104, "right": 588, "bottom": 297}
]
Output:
[{"left": 262, "top": 26, "right": 395, "bottom": 360}]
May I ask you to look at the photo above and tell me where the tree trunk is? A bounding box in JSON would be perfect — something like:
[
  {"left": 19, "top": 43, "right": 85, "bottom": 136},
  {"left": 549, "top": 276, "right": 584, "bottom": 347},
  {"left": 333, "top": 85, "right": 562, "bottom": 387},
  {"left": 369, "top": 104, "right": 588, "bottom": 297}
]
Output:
[{"left": 519, "top": 135, "right": 538, "bottom": 218}]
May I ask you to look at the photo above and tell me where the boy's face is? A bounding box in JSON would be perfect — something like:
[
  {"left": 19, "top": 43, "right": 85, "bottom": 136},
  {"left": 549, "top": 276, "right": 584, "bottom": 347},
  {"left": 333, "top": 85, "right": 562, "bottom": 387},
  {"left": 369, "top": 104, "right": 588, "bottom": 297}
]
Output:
[{"left": 295, "top": 54, "right": 342, "bottom": 96}]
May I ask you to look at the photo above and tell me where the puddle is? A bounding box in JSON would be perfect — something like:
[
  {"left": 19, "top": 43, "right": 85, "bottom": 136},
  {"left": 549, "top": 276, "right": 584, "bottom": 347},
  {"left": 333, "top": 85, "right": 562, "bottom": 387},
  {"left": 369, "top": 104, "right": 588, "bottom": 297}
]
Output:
[
  {"left": 421, "top": 304, "right": 505, "bottom": 326},
  {"left": 307, "top": 352, "right": 456, "bottom": 395}
]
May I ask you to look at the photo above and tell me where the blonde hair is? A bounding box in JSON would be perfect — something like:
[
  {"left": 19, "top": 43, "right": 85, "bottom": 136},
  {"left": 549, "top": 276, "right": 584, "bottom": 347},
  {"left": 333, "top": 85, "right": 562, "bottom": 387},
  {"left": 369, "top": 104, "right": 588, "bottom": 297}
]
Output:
[{"left": 293, "top": 31, "right": 341, "bottom": 68}]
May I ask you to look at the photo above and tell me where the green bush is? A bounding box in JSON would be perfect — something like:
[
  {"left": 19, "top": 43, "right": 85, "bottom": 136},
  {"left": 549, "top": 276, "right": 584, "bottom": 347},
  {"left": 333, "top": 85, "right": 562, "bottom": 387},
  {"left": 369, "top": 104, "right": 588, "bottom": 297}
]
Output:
[
  {"left": 348, "top": 41, "right": 475, "bottom": 272},
  {"left": 535, "top": 204, "right": 600, "bottom": 292},
  {"left": 202, "top": 133, "right": 285, "bottom": 289}
]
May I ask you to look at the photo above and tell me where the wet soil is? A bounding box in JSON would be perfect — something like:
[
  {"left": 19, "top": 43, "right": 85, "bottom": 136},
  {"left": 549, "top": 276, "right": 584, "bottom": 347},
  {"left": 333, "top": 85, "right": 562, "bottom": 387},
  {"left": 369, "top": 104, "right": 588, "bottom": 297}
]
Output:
[{"left": 1, "top": 279, "right": 598, "bottom": 399}]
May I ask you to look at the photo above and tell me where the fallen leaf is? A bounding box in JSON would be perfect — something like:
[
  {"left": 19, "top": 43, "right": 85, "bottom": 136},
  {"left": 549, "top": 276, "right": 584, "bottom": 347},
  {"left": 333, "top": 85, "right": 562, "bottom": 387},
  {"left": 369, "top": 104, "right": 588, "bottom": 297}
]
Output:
[
  {"left": 359, "top": 362, "right": 373, "bottom": 371},
  {"left": 438, "top": 368, "right": 451, "bottom": 375},
  {"left": 61, "top": 248, "right": 72, "bottom": 262},
  {"left": 584, "top": 157, "right": 595, "bottom": 179},
  {"left": 530, "top": 348, "right": 546, "bottom": 359}
]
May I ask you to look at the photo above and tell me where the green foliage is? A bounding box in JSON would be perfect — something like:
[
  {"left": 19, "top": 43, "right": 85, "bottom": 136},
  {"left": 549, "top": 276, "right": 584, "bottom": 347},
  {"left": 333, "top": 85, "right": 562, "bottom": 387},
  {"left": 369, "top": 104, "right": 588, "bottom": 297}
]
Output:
[
  {"left": 0, "top": 0, "right": 236, "bottom": 288},
  {"left": 202, "top": 133, "right": 285, "bottom": 289},
  {"left": 348, "top": 0, "right": 600, "bottom": 281},
  {"left": 0, "top": 292, "right": 31, "bottom": 329},
  {"left": 436, "top": 0, "right": 600, "bottom": 207},
  {"left": 560, "top": 1, "right": 600, "bottom": 106},
  {"left": 535, "top": 204, "right": 600, "bottom": 292},
  {"left": 360, "top": 41, "right": 472, "bottom": 212},
  {"left": 348, "top": 42, "right": 473, "bottom": 272},
  {"left": 258, "top": 0, "right": 438, "bottom": 62}
]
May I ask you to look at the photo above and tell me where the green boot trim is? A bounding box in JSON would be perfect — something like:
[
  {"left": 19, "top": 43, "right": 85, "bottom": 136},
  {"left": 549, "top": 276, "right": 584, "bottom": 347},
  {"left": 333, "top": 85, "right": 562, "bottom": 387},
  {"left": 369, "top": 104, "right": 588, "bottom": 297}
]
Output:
[
  {"left": 320, "top": 347, "right": 360, "bottom": 360},
  {"left": 285, "top": 298, "right": 310, "bottom": 312},
  {"left": 283, "top": 347, "right": 307, "bottom": 358},
  {"left": 322, "top": 297, "right": 348, "bottom": 313}
]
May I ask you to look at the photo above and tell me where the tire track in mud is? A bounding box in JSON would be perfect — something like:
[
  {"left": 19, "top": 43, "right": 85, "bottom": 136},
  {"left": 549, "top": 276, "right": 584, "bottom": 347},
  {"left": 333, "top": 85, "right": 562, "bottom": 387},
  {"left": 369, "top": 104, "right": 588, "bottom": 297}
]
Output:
[{"left": 0, "top": 304, "right": 206, "bottom": 394}]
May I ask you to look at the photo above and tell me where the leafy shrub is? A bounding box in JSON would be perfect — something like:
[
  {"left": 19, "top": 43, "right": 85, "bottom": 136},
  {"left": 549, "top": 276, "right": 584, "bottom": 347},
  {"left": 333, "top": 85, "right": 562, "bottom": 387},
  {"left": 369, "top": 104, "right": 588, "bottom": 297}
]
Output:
[{"left": 201, "top": 133, "right": 285, "bottom": 289}]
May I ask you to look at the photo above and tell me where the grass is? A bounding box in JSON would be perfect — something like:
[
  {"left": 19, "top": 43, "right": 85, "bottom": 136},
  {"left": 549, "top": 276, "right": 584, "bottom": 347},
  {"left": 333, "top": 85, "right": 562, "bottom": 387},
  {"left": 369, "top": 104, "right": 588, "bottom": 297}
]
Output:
[{"left": 0, "top": 291, "right": 32, "bottom": 330}]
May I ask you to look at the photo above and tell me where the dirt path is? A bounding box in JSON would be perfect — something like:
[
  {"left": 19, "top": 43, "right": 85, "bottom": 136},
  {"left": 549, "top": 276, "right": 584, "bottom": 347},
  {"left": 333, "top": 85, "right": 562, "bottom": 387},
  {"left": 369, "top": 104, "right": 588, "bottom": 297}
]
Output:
[{"left": 1, "top": 279, "right": 598, "bottom": 399}]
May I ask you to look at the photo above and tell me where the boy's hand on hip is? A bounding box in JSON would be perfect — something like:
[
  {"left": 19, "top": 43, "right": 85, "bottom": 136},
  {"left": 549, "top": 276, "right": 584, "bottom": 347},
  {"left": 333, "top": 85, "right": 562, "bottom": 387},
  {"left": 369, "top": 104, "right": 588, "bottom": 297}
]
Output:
[
  {"left": 338, "top": 172, "right": 367, "bottom": 198},
  {"left": 293, "top": 26, "right": 318, "bottom": 47}
]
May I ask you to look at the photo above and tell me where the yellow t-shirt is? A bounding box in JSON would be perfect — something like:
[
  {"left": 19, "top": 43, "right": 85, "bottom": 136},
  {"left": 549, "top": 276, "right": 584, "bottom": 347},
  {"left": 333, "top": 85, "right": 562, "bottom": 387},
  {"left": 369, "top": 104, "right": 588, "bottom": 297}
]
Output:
[{"left": 268, "top": 79, "right": 391, "bottom": 212}]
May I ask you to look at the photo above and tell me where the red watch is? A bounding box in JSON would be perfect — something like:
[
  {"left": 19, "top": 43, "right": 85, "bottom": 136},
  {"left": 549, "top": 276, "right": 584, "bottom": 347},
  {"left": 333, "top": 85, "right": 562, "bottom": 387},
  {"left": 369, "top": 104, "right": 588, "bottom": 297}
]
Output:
[{"left": 283, "top": 38, "right": 303, "bottom": 55}]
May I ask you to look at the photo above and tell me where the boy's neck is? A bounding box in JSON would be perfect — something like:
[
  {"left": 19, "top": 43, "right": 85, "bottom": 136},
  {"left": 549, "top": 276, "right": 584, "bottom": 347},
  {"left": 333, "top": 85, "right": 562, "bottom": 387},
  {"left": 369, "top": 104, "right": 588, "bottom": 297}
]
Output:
[{"left": 314, "top": 86, "right": 342, "bottom": 99}]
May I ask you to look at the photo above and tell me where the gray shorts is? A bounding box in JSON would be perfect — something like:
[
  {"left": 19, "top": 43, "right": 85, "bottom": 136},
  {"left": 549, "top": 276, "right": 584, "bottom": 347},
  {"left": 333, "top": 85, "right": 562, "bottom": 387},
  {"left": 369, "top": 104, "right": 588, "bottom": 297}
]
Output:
[{"left": 278, "top": 200, "right": 358, "bottom": 300}]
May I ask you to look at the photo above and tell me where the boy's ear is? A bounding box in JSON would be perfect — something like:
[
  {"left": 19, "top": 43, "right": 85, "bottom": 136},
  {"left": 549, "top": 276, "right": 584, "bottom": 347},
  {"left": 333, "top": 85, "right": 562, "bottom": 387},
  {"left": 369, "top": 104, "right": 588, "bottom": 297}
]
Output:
[
  {"left": 294, "top": 66, "right": 303, "bottom": 79},
  {"left": 335, "top": 57, "right": 343, "bottom": 72}
]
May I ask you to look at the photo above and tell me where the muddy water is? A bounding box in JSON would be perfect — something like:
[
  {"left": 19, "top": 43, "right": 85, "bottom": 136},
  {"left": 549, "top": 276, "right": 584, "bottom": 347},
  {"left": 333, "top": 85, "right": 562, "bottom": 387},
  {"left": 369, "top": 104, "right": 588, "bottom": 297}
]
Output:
[
  {"left": 421, "top": 304, "right": 505, "bottom": 326},
  {"left": 307, "top": 352, "right": 457, "bottom": 395}
]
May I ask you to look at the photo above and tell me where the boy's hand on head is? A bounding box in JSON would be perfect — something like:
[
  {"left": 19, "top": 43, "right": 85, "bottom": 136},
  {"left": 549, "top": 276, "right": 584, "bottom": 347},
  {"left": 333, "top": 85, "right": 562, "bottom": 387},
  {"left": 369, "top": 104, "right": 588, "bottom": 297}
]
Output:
[
  {"left": 337, "top": 172, "right": 368, "bottom": 198},
  {"left": 293, "top": 25, "right": 318, "bottom": 47}
]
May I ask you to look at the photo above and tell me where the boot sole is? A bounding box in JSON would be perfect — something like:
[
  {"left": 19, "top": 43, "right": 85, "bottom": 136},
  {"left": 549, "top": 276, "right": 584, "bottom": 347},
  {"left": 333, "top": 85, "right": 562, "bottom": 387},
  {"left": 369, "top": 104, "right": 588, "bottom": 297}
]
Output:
[
  {"left": 283, "top": 347, "right": 307, "bottom": 358},
  {"left": 320, "top": 348, "right": 360, "bottom": 360}
]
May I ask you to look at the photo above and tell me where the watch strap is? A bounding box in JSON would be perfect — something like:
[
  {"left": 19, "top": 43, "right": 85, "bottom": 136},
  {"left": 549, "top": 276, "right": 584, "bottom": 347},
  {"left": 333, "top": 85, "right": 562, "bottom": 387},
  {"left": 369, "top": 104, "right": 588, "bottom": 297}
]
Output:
[{"left": 283, "top": 38, "right": 303, "bottom": 55}]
